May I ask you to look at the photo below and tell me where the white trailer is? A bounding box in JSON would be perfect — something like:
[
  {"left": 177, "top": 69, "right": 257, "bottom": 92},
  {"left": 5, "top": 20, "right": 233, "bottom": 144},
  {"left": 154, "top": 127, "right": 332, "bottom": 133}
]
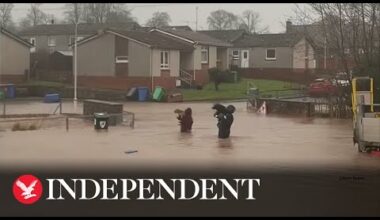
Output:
[{"left": 352, "top": 77, "right": 380, "bottom": 152}]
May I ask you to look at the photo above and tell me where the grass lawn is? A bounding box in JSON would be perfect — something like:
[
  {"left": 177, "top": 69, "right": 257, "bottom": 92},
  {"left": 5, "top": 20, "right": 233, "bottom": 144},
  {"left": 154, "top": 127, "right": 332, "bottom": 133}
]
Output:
[{"left": 181, "top": 78, "right": 303, "bottom": 101}]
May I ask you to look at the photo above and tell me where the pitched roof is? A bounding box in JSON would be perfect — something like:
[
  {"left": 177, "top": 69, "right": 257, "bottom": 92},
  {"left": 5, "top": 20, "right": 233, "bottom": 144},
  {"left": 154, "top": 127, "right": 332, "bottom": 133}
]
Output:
[
  {"left": 111, "top": 29, "right": 194, "bottom": 51},
  {"left": 288, "top": 23, "right": 326, "bottom": 49},
  {"left": 140, "top": 25, "right": 193, "bottom": 32},
  {"left": 1, "top": 27, "right": 33, "bottom": 47},
  {"left": 151, "top": 28, "right": 232, "bottom": 47},
  {"left": 54, "top": 51, "right": 73, "bottom": 56},
  {"left": 197, "top": 30, "right": 247, "bottom": 43},
  {"left": 75, "top": 29, "right": 194, "bottom": 51},
  {"left": 162, "top": 26, "right": 193, "bottom": 31},
  {"left": 233, "top": 33, "right": 305, "bottom": 48},
  {"left": 18, "top": 22, "right": 140, "bottom": 36}
]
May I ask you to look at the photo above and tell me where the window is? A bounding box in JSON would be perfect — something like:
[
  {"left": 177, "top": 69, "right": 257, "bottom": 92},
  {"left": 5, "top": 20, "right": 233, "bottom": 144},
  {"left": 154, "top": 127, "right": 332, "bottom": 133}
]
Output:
[
  {"left": 30, "top": 37, "right": 36, "bottom": 53},
  {"left": 266, "top": 48, "right": 276, "bottom": 60},
  {"left": 160, "top": 51, "right": 169, "bottom": 69},
  {"left": 201, "top": 46, "right": 208, "bottom": 64},
  {"left": 115, "top": 56, "right": 128, "bottom": 63},
  {"left": 30, "top": 37, "right": 36, "bottom": 46},
  {"left": 243, "top": 51, "right": 248, "bottom": 59},
  {"left": 48, "top": 37, "right": 56, "bottom": 47},
  {"left": 344, "top": 48, "right": 350, "bottom": 54},
  {"left": 232, "top": 50, "right": 239, "bottom": 60}
]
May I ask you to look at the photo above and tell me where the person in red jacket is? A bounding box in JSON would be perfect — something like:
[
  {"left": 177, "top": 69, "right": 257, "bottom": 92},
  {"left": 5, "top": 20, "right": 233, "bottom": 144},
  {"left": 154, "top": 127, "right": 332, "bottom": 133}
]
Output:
[{"left": 176, "top": 108, "right": 193, "bottom": 133}]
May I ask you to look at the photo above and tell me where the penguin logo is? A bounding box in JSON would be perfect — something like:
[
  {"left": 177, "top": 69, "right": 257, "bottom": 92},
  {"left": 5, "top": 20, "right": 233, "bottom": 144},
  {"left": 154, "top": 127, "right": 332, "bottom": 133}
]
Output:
[{"left": 100, "top": 121, "right": 106, "bottom": 128}]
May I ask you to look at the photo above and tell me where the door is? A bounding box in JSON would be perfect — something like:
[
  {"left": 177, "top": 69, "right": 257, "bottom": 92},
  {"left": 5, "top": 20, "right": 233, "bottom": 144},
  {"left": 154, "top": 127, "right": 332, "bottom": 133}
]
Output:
[{"left": 241, "top": 50, "right": 249, "bottom": 68}]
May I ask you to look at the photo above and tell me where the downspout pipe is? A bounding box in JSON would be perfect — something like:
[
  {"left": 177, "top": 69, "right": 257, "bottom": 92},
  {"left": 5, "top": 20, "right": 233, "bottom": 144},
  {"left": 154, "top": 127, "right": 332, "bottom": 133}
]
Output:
[
  {"left": 193, "top": 42, "right": 198, "bottom": 82},
  {"left": 150, "top": 47, "right": 153, "bottom": 92}
]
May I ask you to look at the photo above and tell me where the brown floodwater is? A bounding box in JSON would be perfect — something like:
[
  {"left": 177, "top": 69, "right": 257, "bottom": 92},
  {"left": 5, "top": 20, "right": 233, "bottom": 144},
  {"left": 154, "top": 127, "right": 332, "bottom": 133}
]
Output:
[{"left": 0, "top": 100, "right": 379, "bottom": 172}]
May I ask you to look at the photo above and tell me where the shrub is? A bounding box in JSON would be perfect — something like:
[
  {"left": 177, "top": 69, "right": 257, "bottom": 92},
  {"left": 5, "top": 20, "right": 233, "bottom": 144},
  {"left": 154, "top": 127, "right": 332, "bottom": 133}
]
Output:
[
  {"left": 12, "top": 122, "right": 39, "bottom": 131},
  {"left": 208, "top": 68, "right": 241, "bottom": 84}
]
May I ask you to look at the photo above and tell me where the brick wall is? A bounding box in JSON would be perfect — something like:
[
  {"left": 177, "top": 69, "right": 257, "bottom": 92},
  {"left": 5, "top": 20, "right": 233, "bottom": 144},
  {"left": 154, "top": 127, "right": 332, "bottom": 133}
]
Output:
[
  {"left": 193, "top": 64, "right": 210, "bottom": 86},
  {"left": 0, "top": 75, "right": 26, "bottom": 84}
]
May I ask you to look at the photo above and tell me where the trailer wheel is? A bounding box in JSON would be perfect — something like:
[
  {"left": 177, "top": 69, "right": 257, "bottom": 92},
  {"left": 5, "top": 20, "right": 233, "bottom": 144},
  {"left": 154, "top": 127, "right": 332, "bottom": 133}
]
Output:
[{"left": 357, "top": 142, "right": 367, "bottom": 153}]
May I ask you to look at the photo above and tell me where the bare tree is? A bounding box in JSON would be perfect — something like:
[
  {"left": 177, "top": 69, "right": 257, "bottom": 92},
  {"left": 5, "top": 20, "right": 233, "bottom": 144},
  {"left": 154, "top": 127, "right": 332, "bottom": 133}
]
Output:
[
  {"left": 75, "top": 3, "right": 134, "bottom": 24},
  {"left": 238, "top": 10, "right": 268, "bottom": 34},
  {"left": 64, "top": 3, "right": 84, "bottom": 24},
  {"left": 0, "top": 3, "right": 13, "bottom": 28},
  {"left": 106, "top": 4, "right": 135, "bottom": 23},
  {"left": 207, "top": 10, "right": 239, "bottom": 30},
  {"left": 145, "top": 11, "right": 171, "bottom": 28},
  {"left": 18, "top": 3, "right": 49, "bottom": 28}
]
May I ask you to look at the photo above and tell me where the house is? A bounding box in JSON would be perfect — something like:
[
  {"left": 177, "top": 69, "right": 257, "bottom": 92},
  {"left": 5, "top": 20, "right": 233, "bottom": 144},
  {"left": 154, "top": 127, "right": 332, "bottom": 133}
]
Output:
[
  {"left": 198, "top": 29, "right": 247, "bottom": 43},
  {"left": 285, "top": 21, "right": 358, "bottom": 72},
  {"left": 18, "top": 22, "right": 140, "bottom": 54},
  {"left": 150, "top": 28, "right": 232, "bottom": 86},
  {"left": 0, "top": 27, "right": 32, "bottom": 83},
  {"left": 230, "top": 33, "right": 316, "bottom": 72},
  {"left": 198, "top": 29, "right": 248, "bottom": 70},
  {"left": 74, "top": 29, "right": 194, "bottom": 90}
]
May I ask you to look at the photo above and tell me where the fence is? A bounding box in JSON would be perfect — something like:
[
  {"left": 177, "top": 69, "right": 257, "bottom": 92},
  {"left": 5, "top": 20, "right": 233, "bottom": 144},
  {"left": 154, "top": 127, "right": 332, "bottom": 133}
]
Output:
[
  {"left": 247, "top": 88, "right": 352, "bottom": 118},
  {"left": 0, "top": 100, "right": 135, "bottom": 132}
]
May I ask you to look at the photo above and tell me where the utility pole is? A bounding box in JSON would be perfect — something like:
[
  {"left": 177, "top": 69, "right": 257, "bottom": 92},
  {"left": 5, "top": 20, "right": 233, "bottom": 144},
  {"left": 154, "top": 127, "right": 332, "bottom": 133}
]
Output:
[
  {"left": 324, "top": 36, "right": 327, "bottom": 70},
  {"left": 196, "top": 6, "right": 198, "bottom": 31},
  {"left": 0, "top": 27, "right": 2, "bottom": 85},
  {"left": 73, "top": 4, "right": 79, "bottom": 103}
]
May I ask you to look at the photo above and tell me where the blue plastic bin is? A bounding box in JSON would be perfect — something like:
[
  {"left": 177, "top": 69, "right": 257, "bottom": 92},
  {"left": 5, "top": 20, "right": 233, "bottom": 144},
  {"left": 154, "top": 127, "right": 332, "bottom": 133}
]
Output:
[
  {"left": 44, "top": 93, "right": 60, "bottom": 103},
  {"left": 0, "top": 84, "right": 16, "bottom": 99},
  {"left": 6, "top": 84, "right": 15, "bottom": 98},
  {"left": 137, "top": 87, "right": 149, "bottom": 102}
]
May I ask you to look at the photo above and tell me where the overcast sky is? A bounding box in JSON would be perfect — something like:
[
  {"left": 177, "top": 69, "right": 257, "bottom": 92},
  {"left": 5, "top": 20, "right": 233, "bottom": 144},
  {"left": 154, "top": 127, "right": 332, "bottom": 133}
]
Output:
[{"left": 11, "top": 3, "right": 306, "bottom": 33}]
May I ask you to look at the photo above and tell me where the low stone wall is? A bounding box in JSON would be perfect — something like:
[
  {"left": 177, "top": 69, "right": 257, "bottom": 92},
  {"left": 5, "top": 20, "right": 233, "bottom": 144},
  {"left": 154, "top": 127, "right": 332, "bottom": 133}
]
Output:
[{"left": 83, "top": 99, "right": 124, "bottom": 126}]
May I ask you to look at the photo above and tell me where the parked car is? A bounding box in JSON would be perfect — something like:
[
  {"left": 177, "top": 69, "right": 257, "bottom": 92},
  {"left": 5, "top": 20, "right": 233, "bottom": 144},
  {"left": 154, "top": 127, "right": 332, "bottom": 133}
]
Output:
[
  {"left": 334, "top": 72, "right": 351, "bottom": 87},
  {"left": 308, "top": 78, "right": 338, "bottom": 97}
]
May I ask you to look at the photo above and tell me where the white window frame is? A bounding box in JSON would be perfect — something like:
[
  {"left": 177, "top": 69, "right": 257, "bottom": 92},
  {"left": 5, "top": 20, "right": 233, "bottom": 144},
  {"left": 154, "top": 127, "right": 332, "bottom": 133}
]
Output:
[
  {"left": 160, "top": 51, "right": 169, "bottom": 69},
  {"left": 30, "top": 37, "right": 36, "bottom": 53},
  {"left": 266, "top": 48, "right": 276, "bottom": 60},
  {"left": 115, "top": 56, "right": 129, "bottom": 63},
  {"left": 201, "top": 46, "right": 208, "bottom": 64},
  {"left": 30, "top": 37, "right": 36, "bottom": 46},
  {"left": 48, "top": 36, "right": 56, "bottom": 47},
  {"left": 232, "top": 50, "right": 239, "bottom": 60}
]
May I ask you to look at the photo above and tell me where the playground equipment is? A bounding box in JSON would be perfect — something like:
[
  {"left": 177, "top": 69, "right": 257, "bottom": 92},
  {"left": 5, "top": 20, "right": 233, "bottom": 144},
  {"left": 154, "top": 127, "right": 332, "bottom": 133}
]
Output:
[{"left": 351, "top": 77, "right": 380, "bottom": 152}]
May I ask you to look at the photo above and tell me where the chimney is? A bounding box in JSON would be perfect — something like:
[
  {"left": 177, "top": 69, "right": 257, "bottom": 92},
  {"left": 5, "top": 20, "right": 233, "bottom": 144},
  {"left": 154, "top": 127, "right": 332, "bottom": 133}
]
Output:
[{"left": 286, "top": 20, "right": 292, "bottom": 33}]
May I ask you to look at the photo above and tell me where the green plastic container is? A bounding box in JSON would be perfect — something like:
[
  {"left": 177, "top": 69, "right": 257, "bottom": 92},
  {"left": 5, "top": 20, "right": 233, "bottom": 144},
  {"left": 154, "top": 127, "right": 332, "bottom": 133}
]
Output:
[
  {"left": 0, "top": 91, "right": 4, "bottom": 100},
  {"left": 153, "top": 86, "right": 165, "bottom": 102}
]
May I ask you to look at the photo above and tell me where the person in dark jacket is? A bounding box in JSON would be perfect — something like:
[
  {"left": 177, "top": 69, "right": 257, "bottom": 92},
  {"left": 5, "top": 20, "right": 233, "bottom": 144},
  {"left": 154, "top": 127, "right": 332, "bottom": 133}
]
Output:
[
  {"left": 212, "top": 104, "right": 236, "bottom": 139},
  {"left": 176, "top": 108, "right": 193, "bottom": 133}
]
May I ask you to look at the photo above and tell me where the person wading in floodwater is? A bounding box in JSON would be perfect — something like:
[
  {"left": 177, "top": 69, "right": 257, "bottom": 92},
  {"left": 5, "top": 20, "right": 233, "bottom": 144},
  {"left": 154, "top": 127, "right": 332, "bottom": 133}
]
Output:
[
  {"left": 175, "top": 108, "right": 193, "bottom": 133},
  {"left": 212, "top": 104, "right": 236, "bottom": 139}
]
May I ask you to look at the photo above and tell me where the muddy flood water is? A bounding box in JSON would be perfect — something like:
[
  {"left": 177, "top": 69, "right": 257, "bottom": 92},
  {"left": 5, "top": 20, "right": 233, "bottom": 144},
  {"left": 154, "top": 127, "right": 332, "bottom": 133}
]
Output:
[{"left": 0, "top": 100, "right": 379, "bottom": 172}]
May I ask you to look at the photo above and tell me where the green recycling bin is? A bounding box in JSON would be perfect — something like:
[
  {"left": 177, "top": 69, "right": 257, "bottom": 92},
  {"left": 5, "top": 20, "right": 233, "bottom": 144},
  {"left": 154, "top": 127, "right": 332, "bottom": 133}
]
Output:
[
  {"left": 153, "top": 86, "right": 165, "bottom": 101},
  {"left": 0, "top": 91, "right": 4, "bottom": 100},
  {"left": 94, "top": 113, "right": 109, "bottom": 130}
]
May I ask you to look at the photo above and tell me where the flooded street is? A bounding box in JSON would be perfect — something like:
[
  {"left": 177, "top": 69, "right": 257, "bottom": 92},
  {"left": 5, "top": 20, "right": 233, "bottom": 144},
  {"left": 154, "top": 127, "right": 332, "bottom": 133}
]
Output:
[{"left": 1, "top": 100, "right": 379, "bottom": 172}]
